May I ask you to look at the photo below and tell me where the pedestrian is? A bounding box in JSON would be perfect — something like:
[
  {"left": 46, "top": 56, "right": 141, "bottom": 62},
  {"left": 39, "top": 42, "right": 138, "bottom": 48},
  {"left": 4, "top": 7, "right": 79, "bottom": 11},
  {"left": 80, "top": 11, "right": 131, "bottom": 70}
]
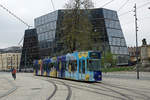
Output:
[{"left": 11, "top": 68, "right": 16, "bottom": 80}]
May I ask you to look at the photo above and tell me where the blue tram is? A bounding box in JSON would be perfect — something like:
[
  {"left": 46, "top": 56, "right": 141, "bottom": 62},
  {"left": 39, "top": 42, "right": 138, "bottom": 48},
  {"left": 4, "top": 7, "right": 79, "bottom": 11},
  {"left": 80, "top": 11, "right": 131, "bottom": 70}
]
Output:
[{"left": 33, "top": 51, "right": 102, "bottom": 82}]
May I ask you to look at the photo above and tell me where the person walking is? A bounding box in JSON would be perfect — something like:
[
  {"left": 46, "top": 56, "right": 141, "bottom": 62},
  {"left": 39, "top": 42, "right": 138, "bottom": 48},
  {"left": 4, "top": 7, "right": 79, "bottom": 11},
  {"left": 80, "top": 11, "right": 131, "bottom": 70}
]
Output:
[{"left": 11, "top": 68, "right": 16, "bottom": 80}]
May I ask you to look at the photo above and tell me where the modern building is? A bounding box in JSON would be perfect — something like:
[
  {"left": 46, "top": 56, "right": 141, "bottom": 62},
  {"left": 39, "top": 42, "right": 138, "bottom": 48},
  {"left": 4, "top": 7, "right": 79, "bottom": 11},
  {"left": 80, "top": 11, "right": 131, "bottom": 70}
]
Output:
[
  {"left": 20, "top": 29, "right": 39, "bottom": 71},
  {"left": 34, "top": 8, "right": 129, "bottom": 65},
  {"left": 34, "top": 11, "right": 58, "bottom": 58}
]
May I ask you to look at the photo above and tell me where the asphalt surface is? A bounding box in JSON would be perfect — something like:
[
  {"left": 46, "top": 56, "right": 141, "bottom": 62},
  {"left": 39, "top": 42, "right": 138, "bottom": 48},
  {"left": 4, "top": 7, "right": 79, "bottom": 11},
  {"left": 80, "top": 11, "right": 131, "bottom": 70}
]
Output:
[{"left": 0, "top": 72, "right": 150, "bottom": 100}]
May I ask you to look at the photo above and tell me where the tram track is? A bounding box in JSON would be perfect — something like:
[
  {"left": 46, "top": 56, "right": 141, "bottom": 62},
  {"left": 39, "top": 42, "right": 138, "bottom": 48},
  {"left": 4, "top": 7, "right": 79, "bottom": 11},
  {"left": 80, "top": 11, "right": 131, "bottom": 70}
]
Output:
[
  {"left": 94, "top": 83, "right": 133, "bottom": 100},
  {"left": 33, "top": 77, "right": 58, "bottom": 100},
  {"left": 46, "top": 79, "right": 72, "bottom": 100},
  {"left": 0, "top": 77, "right": 17, "bottom": 99},
  {"left": 36, "top": 77, "right": 72, "bottom": 100},
  {"left": 53, "top": 80, "right": 109, "bottom": 92},
  {"left": 70, "top": 84, "right": 125, "bottom": 100},
  {"left": 64, "top": 81, "right": 150, "bottom": 100},
  {"left": 48, "top": 78, "right": 150, "bottom": 100},
  {"left": 35, "top": 76, "right": 150, "bottom": 100},
  {"left": 49, "top": 78, "right": 125, "bottom": 100},
  {"left": 56, "top": 80, "right": 72, "bottom": 100},
  {"left": 99, "top": 82, "right": 150, "bottom": 100},
  {"left": 46, "top": 80, "right": 58, "bottom": 100}
]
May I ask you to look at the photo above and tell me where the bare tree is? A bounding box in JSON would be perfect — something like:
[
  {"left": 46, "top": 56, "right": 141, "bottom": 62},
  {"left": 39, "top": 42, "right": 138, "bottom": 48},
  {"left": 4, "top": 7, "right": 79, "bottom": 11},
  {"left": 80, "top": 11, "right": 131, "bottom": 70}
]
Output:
[{"left": 62, "top": 0, "right": 96, "bottom": 53}]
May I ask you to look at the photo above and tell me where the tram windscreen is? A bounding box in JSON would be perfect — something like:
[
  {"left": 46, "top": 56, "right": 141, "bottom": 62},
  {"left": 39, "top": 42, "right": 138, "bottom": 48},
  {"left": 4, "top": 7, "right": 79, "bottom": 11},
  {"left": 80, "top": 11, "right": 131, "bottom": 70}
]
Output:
[{"left": 87, "top": 59, "right": 101, "bottom": 71}]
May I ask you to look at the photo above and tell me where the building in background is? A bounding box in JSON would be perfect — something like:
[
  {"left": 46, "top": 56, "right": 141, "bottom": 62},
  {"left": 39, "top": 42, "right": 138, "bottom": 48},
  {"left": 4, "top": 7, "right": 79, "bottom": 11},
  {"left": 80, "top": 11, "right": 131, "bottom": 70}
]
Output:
[
  {"left": 0, "top": 46, "right": 21, "bottom": 71},
  {"left": 34, "top": 8, "right": 129, "bottom": 65},
  {"left": 141, "top": 44, "right": 150, "bottom": 69},
  {"left": 20, "top": 29, "right": 39, "bottom": 71},
  {"left": 128, "top": 47, "right": 141, "bottom": 65},
  {"left": 34, "top": 11, "right": 58, "bottom": 58},
  {"left": 2, "top": 46, "right": 22, "bottom": 53}
]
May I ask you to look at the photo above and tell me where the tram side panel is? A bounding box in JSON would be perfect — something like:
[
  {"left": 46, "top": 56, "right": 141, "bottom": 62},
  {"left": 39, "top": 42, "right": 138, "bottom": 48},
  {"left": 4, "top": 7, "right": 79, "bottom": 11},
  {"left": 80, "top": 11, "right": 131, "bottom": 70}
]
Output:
[{"left": 33, "top": 51, "right": 102, "bottom": 82}]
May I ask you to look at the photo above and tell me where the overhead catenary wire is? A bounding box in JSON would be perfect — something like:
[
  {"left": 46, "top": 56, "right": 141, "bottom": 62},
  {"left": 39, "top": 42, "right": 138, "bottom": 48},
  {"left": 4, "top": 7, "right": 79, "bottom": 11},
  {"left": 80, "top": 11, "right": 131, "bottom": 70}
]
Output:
[
  {"left": 118, "top": 0, "right": 129, "bottom": 12},
  {"left": 137, "top": 1, "right": 150, "bottom": 9},
  {"left": 0, "top": 4, "right": 32, "bottom": 28},
  {"left": 119, "top": 1, "right": 150, "bottom": 17},
  {"left": 0, "top": 3, "right": 32, "bottom": 46},
  {"left": 101, "top": 0, "right": 115, "bottom": 8},
  {"left": 51, "top": 0, "right": 55, "bottom": 11}
]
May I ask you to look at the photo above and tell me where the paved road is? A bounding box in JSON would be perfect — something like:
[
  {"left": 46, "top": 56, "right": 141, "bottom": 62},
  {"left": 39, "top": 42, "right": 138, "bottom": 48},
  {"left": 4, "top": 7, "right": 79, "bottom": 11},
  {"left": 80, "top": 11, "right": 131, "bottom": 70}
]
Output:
[
  {"left": 0, "top": 72, "right": 52, "bottom": 100},
  {"left": 0, "top": 72, "right": 150, "bottom": 100}
]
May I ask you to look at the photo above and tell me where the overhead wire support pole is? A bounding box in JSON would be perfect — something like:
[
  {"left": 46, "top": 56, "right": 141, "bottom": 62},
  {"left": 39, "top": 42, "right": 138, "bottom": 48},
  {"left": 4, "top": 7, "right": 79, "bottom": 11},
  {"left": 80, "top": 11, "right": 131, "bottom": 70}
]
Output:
[{"left": 134, "top": 3, "right": 139, "bottom": 79}]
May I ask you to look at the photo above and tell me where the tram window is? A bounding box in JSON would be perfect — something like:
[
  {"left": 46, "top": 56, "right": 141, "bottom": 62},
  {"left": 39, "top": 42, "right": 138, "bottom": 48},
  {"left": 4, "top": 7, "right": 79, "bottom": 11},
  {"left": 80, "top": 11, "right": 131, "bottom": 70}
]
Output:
[
  {"left": 79, "top": 60, "right": 85, "bottom": 73},
  {"left": 42, "top": 64, "right": 43, "bottom": 69},
  {"left": 37, "top": 64, "right": 40, "bottom": 70},
  {"left": 87, "top": 59, "right": 101, "bottom": 71},
  {"left": 71, "top": 63, "right": 74, "bottom": 71},
  {"left": 57, "top": 62, "right": 61, "bottom": 70},
  {"left": 62, "top": 62, "right": 66, "bottom": 70},
  {"left": 79, "top": 61, "right": 81, "bottom": 73},
  {"left": 49, "top": 63, "right": 53, "bottom": 69},
  {"left": 71, "top": 60, "right": 77, "bottom": 72},
  {"left": 83, "top": 60, "right": 85, "bottom": 74},
  {"left": 37, "top": 64, "right": 39, "bottom": 70},
  {"left": 66, "top": 62, "right": 69, "bottom": 70},
  {"left": 37, "top": 64, "right": 39, "bottom": 69},
  {"left": 54, "top": 62, "right": 59, "bottom": 70},
  {"left": 43, "top": 64, "right": 46, "bottom": 70},
  {"left": 74, "top": 61, "right": 77, "bottom": 71},
  {"left": 47, "top": 63, "right": 50, "bottom": 70}
]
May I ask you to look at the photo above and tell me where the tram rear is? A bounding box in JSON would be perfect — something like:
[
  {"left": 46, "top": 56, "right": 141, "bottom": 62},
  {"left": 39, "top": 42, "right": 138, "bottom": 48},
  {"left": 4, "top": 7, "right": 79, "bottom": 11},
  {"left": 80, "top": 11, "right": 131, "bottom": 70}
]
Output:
[{"left": 86, "top": 52, "right": 102, "bottom": 81}]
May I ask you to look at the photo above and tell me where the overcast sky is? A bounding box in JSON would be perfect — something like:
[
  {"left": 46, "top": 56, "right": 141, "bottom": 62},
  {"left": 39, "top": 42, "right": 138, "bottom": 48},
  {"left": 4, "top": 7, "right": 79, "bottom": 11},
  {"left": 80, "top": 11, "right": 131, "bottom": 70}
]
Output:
[{"left": 0, "top": 0, "right": 150, "bottom": 49}]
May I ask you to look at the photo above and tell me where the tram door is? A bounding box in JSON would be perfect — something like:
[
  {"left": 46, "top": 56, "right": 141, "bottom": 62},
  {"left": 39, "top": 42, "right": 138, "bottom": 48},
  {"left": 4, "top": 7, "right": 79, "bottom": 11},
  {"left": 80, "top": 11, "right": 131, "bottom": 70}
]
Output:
[
  {"left": 61, "top": 61, "right": 66, "bottom": 78},
  {"left": 79, "top": 59, "right": 85, "bottom": 80}
]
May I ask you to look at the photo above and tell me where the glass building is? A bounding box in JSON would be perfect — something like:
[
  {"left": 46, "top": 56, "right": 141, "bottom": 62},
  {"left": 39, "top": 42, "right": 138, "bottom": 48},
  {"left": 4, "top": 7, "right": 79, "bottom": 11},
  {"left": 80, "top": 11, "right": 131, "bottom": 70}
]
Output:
[
  {"left": 34, "top": 11, "right": 58, "bottom": 58},
  {"left": 20, "top": 29, "right": 39, "bottom": 71},
  {"left": 102, "top": 9, "right": 129, "bottom": 65},
  {"left": 34, "top": 8, "right": 129, "bottom": 65}
]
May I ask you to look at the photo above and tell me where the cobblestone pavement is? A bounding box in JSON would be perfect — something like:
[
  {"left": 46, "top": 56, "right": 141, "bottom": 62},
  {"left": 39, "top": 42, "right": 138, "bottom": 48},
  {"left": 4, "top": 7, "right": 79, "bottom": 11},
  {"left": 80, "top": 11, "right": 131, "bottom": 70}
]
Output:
[{"left": 0, "top": 72, "right": 150, "bottom": 100}]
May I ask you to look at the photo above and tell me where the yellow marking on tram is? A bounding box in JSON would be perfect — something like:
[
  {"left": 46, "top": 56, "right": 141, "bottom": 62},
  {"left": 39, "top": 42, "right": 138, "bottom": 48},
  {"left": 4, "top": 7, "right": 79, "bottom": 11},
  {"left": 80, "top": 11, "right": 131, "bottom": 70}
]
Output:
[
  {"left": 78, "top": 52, "right": 88, "bottom": 58},
  {"left": 85, "top": 74, "right": 90, "bottom": 81}
]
